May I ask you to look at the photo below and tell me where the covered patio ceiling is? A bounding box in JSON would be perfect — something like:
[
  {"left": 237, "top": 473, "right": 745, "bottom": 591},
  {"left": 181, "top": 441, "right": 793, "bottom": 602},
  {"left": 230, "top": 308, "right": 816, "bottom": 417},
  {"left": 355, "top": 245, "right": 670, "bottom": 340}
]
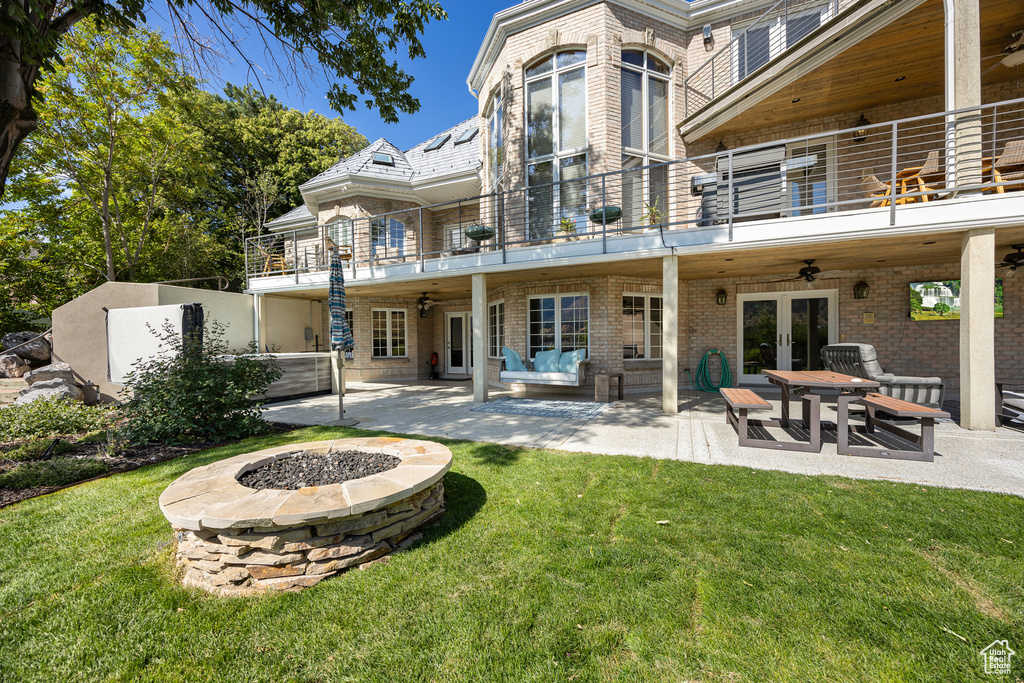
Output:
[
  {"left": 684, "top": 0, "right": 1024, "bottom": 142},
  {"left": 257, "top": 225, "right": 1024, "bottom": 302}
]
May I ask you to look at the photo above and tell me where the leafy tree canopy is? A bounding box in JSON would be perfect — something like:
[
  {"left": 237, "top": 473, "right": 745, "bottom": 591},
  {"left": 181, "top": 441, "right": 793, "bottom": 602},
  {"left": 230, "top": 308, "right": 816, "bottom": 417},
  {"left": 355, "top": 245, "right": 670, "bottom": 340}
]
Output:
[{"left": 0, "top": 0, "right": 445, "bottom": 195}]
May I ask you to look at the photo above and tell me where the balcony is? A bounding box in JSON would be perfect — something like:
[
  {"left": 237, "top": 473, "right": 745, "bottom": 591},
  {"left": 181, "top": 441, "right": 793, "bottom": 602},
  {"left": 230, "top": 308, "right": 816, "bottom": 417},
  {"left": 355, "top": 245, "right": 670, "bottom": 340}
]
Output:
[{"left": 246, "top": 98, "right": 1024, "bottom": 290}]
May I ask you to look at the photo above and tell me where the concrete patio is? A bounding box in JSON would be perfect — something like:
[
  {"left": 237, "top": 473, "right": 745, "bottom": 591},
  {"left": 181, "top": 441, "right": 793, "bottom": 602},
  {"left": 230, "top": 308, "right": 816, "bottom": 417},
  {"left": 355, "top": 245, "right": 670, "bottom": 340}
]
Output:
[{"left": 263, "top": 381, "right": 1024, "bottom": 496}]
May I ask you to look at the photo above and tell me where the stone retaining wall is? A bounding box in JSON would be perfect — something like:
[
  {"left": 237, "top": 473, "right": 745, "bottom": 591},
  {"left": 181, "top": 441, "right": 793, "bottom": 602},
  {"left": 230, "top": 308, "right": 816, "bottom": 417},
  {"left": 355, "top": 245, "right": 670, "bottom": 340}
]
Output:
[
  {"left": 176, "top": 480, "right": 444, "bottom": 596},
  {"left": 159, "top": 437, "right": 452, "bottom": 596}
]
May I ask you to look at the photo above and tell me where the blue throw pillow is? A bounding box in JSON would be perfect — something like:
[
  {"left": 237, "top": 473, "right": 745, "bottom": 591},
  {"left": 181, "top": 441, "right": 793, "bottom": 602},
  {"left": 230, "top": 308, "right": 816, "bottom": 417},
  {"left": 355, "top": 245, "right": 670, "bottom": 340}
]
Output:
[
  {"left": 534, "top": 349, "right": 560, "bottom": 373},
  {"left": 559, "top": 348, "right": 586, "bottom": 372},
  {"left": 502, "top": 347, "right": 527, "bottom": 372}
]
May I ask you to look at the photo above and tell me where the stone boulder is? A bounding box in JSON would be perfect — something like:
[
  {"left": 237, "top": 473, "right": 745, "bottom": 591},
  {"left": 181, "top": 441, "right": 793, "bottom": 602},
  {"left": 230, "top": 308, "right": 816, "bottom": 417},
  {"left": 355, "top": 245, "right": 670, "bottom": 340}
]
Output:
[
  {"left": 25, "top": 362, "right": 75, "bottom": 386},
  {"left": 0, "top": 331, "right": 51, "bottom": 364},
  {"left": 15, "top": 378, "right": 84, "bottom": 404},
  {"left": 0, "top": 353, "right": 31, "bottom": 378}
]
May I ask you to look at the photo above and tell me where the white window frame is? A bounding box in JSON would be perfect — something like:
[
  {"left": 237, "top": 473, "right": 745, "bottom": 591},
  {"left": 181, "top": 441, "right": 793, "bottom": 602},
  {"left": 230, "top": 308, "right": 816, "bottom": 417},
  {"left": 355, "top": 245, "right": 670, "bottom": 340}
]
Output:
[
  {"left": 444, "top": 224, "right": 465, "bottom": 252},
  {"left": 487, "top": 90, "right": 504, "bottom": 194},
  {"left": 524, "top": 51, "right": 589, "bottom": 239},
  {"left": 730, "top": 6, "right": 830, "bottom": 85},
  {"left": 784, "top": 136, "right": 837, "bottom": 216},
  {"left": 371, "top": 308, "right": 407, "bottom": 358},
  {"left": 370, "top": 217, "right": 405, "bottom": 258},
  {"left": 326, "top": 215, "right": 354, "bottom": 249},
  {"left": 488, "top": 300, "right": 505, "bottom": 358},
  {"left": 526, "top": 292, "right": 590, "bottom": 360},
  {"left": 622, "top": 293, "right": 663, "bottom": 361},
  {"left": 620, "top": 49, "right": 672, "bottom": 163}
]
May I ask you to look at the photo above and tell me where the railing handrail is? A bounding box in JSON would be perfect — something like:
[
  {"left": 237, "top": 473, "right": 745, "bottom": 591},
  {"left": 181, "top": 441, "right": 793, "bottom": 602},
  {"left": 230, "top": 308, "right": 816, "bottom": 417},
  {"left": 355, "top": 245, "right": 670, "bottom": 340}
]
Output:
[
  {"left": 684, "top": 0, "right": 789, "bottom": 91},
  {"left": 246, "top": 95, "right": 1024, "bottom": 239},
  {"left": 245, "top": 96, "right": 1024, "bottom": 286}
]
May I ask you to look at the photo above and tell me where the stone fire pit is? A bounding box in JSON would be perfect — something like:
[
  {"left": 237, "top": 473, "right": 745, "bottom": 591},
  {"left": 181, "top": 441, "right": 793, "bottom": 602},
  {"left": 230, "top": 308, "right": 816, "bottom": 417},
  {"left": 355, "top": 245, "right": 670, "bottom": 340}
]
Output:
[{"left": 158, "top": 437, "right": 452, "bottom": 595}]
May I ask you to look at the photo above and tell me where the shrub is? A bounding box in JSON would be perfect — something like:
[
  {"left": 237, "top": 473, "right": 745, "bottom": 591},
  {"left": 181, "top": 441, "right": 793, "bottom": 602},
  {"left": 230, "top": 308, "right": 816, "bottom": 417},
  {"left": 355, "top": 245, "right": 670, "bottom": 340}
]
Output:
[
  {"left": 0, "top": 458, "right": 109, "bottom": 489},
  {"left": 0, "top": 397, "right": 108, "bottom": 442},
  {"left": 1, "top": 438, "right": 76, "bottom": 462},
  {"left": 119, "top": 319, "right": 282, "bottom": 445}
]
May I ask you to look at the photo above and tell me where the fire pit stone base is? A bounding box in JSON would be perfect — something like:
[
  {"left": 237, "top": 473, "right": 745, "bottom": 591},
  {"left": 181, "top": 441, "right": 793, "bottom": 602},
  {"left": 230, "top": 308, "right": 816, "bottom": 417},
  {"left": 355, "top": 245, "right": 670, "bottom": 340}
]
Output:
[{"left": 159, "top": 437, "right": 451, "bottom": 596}]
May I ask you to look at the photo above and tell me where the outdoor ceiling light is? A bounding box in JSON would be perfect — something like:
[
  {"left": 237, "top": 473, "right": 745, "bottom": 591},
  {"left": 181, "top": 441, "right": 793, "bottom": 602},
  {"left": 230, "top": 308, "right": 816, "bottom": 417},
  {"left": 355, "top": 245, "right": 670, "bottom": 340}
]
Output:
[
  {"left": 853, "top": 114, "right": 871, "bottom": 144},
  {"left": 853, "top": 281, "right": 870, "bottom": 300},
  {"left": 716, "top": 289, "right": 728, "bottom": 305},
  {"left": 417, "top": 293, "right": 435, "bottom": 318}
]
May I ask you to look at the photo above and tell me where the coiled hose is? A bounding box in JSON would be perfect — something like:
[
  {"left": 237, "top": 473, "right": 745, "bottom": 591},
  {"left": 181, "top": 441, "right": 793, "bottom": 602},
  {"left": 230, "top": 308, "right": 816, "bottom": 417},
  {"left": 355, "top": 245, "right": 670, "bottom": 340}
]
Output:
[{"left": 687, "top": 349, "right": 732, "bottom": 392}]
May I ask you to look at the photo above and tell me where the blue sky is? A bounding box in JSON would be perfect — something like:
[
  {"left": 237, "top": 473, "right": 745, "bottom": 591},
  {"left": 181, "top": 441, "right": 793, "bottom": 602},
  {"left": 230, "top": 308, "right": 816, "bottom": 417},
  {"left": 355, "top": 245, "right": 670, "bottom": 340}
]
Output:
[{"left": 150, "top": 1, "right": 499, "bottom": 151}]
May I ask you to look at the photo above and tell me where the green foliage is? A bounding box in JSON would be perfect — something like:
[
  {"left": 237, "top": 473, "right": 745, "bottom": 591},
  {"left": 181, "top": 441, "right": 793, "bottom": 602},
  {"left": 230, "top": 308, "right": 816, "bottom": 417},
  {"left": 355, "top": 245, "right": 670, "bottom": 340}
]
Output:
[
  {"left": 0, "top": 458, "right": 109, "bottom": 489},
  {"left": 119, "top": 320, "right": 282, "bottom": 445},
  {"left": 934, "top": 302, "right": 951, "bottom": 316},
  {"left": 1, "top": 439, "right": 75, "bottom": 462},
  {"left": 0, "top": 397, "right": 109, "bottom": 442}
]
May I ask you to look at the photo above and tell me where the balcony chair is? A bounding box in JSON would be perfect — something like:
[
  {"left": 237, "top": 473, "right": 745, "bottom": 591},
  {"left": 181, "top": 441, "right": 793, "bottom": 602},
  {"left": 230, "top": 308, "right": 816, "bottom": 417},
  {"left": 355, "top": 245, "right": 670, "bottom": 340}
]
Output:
[
  {"left": 861, "top": 174, "right": 912, "bottom": 208},
  {"left": 910, "top": 150, "right": 944, "bottom": 202},
  {"left": 993, "top": 140, "right": 1024, "bottom": 193},
  {"left": 820, "top": 343, "right": 945, "bottom": 409}
]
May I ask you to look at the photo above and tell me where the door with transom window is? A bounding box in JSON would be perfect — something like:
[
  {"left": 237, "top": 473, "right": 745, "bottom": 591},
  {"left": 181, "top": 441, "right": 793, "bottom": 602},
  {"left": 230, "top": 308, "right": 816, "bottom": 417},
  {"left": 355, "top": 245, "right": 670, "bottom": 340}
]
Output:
[{"left": 736, "top": 290, "right": 838, "bottom": 384}]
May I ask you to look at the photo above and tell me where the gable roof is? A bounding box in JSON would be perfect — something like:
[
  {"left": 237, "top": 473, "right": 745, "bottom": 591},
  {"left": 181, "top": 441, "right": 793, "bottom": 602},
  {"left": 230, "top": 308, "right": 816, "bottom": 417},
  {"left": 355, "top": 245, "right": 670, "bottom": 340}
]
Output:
[
  {"left": 264, "top": 204, "right": 315, "bottom": 230},
  {"left": 303, "top": 138, "right": 416, "bottom": 187}
]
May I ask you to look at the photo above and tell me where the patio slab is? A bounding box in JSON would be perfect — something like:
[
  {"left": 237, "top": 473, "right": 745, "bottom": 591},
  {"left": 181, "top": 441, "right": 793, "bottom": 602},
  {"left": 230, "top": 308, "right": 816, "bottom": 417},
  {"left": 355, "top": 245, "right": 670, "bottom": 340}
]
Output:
[{"left": 263, "top": 381, "right": 1024, "bottom": 496}]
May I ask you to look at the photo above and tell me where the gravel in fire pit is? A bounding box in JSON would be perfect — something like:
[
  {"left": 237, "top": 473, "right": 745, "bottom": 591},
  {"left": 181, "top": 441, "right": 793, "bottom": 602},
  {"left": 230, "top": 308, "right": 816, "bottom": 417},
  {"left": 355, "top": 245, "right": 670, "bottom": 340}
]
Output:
[{"left": 238, "top": 450, "right": 401, "bottom": 490}]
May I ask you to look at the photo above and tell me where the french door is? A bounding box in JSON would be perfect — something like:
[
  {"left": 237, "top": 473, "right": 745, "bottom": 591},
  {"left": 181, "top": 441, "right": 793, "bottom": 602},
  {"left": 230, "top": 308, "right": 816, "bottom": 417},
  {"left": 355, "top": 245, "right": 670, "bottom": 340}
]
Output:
[
  {"left": 445, "top": 312, "right": 473, "bottom": 376},
  {"left": 736, "top": 290, "right": 838, "bottom": 384}
]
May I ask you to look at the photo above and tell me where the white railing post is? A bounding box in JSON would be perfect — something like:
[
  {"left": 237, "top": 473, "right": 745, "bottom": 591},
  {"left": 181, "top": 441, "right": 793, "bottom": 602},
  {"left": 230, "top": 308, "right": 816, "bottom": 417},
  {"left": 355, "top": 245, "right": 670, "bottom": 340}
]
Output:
[
  {"left": 727, "top": 150, "right": 735, "bottom": 240},
  {"left": 418, "top": 207, "right": 424, "bottom": 272},
  {"left": 890, "top": 121, "right": 899, "bottom": 226}
]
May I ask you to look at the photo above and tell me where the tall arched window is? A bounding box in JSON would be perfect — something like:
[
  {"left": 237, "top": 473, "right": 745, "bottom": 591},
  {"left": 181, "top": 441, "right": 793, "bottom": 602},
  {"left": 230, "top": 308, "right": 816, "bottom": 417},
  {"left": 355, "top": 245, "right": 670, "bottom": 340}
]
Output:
[
  {"left": 326, "top": 215, "right": 353, "bottom": 249},
  {"left": 370, "top": 217, "right": 405, "bottom": 258},
  {"left": 525, "top": 50, "right": 587, "bottom": 239},
  {"left": 621, "top": 50, "right": 670, "bottom": 228}
]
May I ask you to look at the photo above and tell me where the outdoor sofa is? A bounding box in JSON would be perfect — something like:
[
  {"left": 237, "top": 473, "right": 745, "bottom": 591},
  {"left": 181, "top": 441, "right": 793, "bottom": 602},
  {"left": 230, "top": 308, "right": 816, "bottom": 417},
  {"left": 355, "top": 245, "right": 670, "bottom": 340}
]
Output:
[
  {"left": 820, "top": 343, "right": 945, "bottom": 409},
  {"left": 500, "top": 347, "right": 589, "bottom": 387}
]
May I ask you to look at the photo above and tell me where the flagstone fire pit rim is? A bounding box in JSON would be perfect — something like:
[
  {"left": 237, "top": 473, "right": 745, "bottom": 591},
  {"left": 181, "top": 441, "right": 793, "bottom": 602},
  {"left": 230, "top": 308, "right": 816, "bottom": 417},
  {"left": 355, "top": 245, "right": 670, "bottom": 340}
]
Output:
[{"left": 157, "top": 437, "right": 452, "bottom": 532}]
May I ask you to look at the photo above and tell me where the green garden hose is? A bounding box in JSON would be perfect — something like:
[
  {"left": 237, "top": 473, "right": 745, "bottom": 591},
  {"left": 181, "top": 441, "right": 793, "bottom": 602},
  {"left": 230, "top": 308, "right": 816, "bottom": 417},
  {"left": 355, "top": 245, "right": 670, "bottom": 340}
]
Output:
[{"left": 687, "top": 349, "right": 732, "bottom": 392}]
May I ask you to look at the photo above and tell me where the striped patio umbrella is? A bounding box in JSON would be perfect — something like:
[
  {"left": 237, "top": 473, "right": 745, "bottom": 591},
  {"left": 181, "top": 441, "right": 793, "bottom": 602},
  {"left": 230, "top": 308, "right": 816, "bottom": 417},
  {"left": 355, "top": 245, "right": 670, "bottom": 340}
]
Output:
[{"left": 329, "top": 252, "right": 354, "bottom": 352}]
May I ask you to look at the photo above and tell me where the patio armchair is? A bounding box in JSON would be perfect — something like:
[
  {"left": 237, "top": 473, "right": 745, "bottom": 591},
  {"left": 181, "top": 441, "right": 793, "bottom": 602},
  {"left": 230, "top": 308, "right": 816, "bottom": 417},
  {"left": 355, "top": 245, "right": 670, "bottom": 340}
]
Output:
[
  {"left": 861, "top": 174, "right": 912, "bottom": 208},
  {"left": 911, "top": 150, "right": 944, "bottom": 202},
  {"left": 820, "top": 343, "right": 945, "bottom": 409},
  {"left": 993, "top": 139, "right": 1024, "bottom": 193}
]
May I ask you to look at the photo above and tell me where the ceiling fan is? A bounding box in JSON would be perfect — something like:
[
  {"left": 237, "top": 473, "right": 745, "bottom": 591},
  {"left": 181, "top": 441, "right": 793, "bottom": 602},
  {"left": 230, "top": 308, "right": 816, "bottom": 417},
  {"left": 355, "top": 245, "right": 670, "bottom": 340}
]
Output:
[
  {"left": 982, "top": 28, "right": 1024, "bottom": 75},
  {"left": 417, "top": 292, "right": 435, "bottom": 317},
  {"left": 997, "top": 244, "right": 1024, "bottom": 276},
  {"left": 764, "top": 259, "right": 827, "bottom": 284}
]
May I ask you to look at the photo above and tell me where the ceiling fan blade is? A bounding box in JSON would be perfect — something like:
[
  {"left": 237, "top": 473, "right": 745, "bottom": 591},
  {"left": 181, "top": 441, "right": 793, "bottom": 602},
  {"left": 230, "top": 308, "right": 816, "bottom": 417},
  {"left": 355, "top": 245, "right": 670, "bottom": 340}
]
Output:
[{"left": 762, "top": 276, "right": 800, "bottom": 284}]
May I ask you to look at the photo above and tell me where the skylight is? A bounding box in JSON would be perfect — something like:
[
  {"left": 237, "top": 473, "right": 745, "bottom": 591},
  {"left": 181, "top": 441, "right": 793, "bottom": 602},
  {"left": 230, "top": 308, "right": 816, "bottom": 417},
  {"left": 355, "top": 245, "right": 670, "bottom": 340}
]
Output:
[
  {"left": 424, "top": 133, "right": 451, "bottom": 152},
  {"left": 372, "top": 152, "right": 394, "bottom": 166},
  {"left": 454, "top": 128, "right": 478, "bottom": 145}
]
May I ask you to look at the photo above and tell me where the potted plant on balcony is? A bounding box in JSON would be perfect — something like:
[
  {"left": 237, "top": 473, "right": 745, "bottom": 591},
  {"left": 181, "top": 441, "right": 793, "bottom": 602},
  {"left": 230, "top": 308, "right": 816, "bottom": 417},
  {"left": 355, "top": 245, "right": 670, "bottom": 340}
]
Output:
[
  {"left": 643, "top": 198, "right": 663, "bottom": 231},
  {"left": 558, "top": 216, "right": 579, "bottom": 242}
]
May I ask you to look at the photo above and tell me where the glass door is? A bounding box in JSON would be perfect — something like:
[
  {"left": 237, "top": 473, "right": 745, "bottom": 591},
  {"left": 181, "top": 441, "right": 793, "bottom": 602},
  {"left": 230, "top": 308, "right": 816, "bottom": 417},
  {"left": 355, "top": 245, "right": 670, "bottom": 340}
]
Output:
[
  {"left": 445, "top": 313, "right": 473, "bottom": 376},
  {"left": 737, "top": 290, "right": 837, "bottom": 384}
]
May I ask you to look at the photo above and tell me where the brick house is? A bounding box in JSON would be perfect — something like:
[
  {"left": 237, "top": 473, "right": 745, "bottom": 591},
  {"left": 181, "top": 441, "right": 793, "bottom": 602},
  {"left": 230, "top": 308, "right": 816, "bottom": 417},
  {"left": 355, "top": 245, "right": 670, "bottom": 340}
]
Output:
[{"left": 247, "top": 0, "right": 1024, "bottom": 429}]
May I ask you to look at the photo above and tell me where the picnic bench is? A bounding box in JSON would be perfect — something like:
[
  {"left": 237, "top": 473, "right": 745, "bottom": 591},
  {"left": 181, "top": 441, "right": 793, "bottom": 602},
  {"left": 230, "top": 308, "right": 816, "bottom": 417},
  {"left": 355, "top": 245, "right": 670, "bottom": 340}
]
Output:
[
  {"left": 836, "top": 392, "right": 949, "bottom": 461},
  {"left": 721, "top": 386, "right": 822, "bottom": 451}
]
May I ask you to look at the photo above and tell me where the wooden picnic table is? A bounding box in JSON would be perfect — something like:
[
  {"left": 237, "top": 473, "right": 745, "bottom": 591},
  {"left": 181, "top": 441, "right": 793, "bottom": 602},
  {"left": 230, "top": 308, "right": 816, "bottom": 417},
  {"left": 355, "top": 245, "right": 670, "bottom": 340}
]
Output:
[{"left": 760, "top": 370, "right": 881, "bottom": 452}]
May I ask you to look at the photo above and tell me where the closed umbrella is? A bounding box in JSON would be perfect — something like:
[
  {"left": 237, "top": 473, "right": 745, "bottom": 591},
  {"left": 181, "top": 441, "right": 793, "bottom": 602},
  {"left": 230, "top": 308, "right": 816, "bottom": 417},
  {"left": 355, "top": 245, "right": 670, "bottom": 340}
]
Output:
[{"left": 329, "top": 250, "right": 355, "bottom": 423}]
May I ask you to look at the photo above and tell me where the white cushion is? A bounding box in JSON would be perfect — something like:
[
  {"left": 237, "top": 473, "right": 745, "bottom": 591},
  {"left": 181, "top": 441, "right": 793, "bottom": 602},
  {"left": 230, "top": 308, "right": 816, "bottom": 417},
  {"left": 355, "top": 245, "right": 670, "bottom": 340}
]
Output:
[{"left": 500, "top": 371, "right": 578, "bottom": 384}]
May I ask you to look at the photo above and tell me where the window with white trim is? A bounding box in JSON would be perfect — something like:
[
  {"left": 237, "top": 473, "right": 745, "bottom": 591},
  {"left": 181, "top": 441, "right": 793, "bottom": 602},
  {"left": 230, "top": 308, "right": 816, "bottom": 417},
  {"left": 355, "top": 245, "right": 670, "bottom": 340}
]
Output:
[
  {"left": 370, "top": 217, "right": 405, "bottom": 258},
  {"left": 487, "top": 91, "right": 504, "bottom": 193},
  {"left": 785, "top": 138, "right": 836, "bottom": 215},
  {"left": 622, "top": 294, "right": 663, "bottom": 360},
  {"left": 326, "top": 216, "right": 354, "bottom": 250},
  {"left": 525, "top": 50, "right": 588, "bottom": 239},
  {"left": 371, "top": 309, "right": 406, "bottom": 357},
  {"left": 527, "top": 293, "right": 589, "bottom": 359},
  {"left": 621, "top": 50, "right": 670, "bottom": 229},
  {"left": 733, "top": 6, "right": 828, "bottom": 82},
  {"left": 488, "top": 300, "right": 504, "bottom": 358},
  {"left": 444, "top": 224, "right": 465, "bottom": 252}
]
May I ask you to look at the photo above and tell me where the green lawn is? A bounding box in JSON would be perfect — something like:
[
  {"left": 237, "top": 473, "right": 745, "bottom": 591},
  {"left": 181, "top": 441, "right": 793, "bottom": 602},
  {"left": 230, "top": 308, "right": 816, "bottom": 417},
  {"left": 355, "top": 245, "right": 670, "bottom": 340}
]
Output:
[{"left": 1, "top": 426, "right": 1022, "bottom": 682}]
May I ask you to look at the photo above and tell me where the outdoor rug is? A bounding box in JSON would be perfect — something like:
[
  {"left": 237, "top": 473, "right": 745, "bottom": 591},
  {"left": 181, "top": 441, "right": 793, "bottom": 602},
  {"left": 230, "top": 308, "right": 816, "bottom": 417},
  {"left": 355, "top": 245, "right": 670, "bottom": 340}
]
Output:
[{"left": 470, "top": 397, "right": 610, "bottom": 419}]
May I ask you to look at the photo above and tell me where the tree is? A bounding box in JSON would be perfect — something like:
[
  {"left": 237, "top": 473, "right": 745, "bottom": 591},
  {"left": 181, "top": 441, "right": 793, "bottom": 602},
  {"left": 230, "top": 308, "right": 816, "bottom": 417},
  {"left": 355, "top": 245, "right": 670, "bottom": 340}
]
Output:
[
  {"left": 934, "top": 302, "right": 950, "bottom": 317},
  {"left": 0, "top": 0, "right": 446, "bottom": 196},
  {"left": 11, "top": 19, "right": 206, "bottom": 283}
]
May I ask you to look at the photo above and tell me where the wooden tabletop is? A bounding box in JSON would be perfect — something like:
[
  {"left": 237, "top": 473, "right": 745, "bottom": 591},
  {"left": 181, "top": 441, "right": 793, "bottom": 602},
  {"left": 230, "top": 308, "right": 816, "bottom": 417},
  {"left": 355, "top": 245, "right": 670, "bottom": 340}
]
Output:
[{"left": 761, "top": 369, "right": 881, "bottom": 389}]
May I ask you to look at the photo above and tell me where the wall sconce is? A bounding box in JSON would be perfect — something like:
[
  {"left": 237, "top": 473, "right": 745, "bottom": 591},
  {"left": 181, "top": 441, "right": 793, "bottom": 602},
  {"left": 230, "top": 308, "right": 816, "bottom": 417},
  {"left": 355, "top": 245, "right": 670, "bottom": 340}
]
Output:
[
  {"left": 716, "top": 289, "right": 728, "bottom": 305},
  {"left": 702, "top": 24, "right": 713, "bottom": 47},
  {"left": 716, "top": 140, "right": 728, "bottom": 153},
  {"left": 417, "top": 293, "right": 435, "bottom": 318},
  {"left": 853, "top": 114, "right": 870, "bottom": 144},
  {"left": 853, "top": 281, "right": 870, "bottom": 299}
]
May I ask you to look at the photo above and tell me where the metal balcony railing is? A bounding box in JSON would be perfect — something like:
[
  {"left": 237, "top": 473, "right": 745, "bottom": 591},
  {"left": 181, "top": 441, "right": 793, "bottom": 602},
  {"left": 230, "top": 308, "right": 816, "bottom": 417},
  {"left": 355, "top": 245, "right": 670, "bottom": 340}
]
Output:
[
  {"left": 246, "top": 97, "right": 1024, "bottom": 287},
  {"left": 684, "top": 0, "right": 857, "bottom": 119}
]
